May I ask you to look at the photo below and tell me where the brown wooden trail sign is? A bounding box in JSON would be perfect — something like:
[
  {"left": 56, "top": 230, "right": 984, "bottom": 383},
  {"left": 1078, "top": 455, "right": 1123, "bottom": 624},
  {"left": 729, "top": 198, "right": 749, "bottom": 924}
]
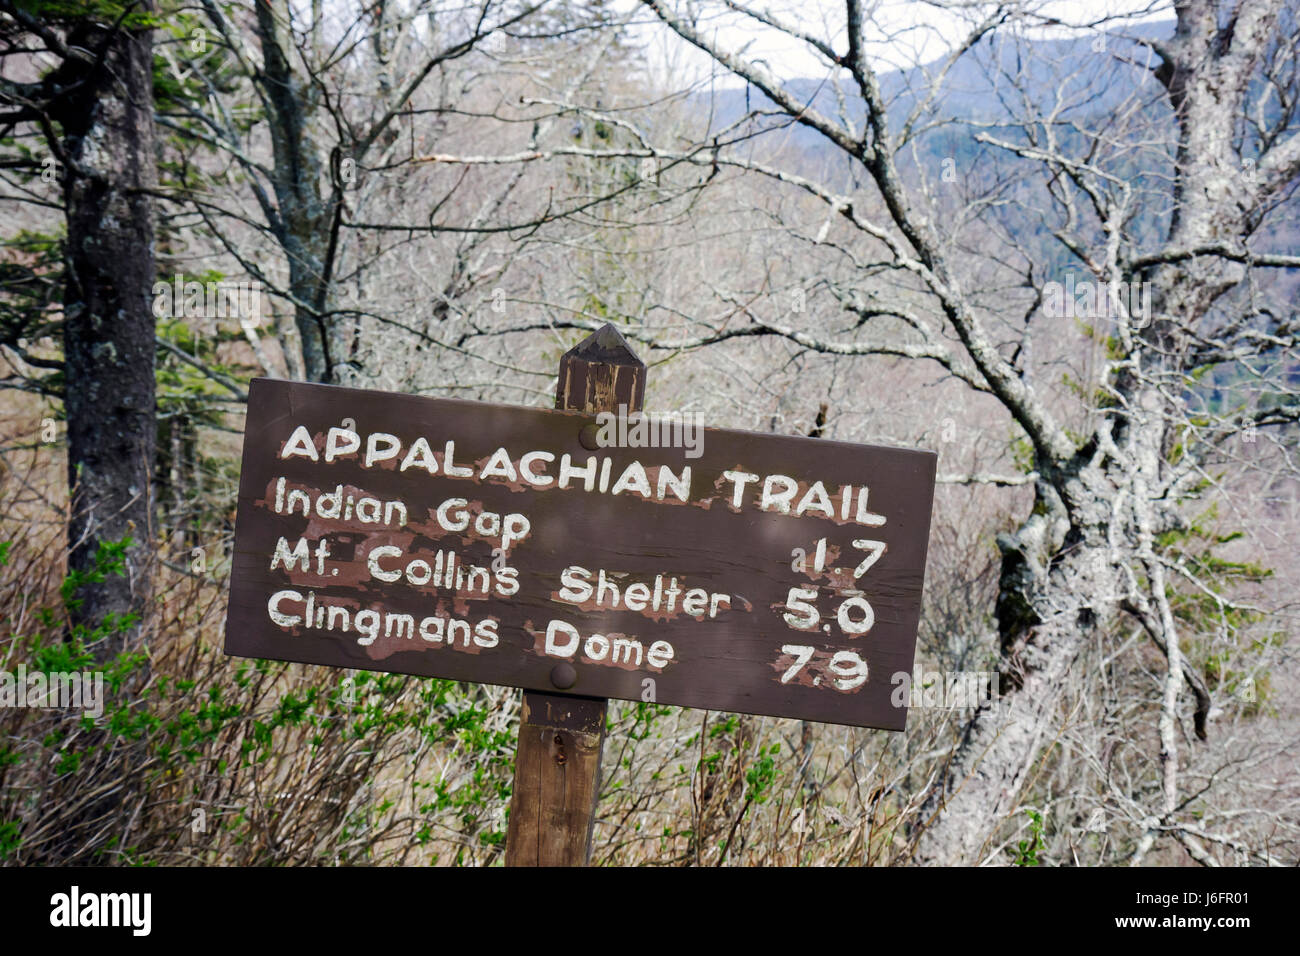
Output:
[{"left": 224, "top": 324, "right": 937, "bottom": 864}]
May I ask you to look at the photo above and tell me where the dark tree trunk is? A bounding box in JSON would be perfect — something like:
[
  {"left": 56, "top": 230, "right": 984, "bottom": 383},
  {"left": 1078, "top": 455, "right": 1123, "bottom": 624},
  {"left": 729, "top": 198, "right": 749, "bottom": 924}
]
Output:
[{"left": 56, "top": 8, "right": 158, "bottom": 658}]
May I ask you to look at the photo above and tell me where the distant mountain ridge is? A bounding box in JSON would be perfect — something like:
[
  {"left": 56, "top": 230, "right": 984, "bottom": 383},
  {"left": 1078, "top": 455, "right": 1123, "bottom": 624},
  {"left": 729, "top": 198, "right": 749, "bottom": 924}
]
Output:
[{"left": 699, "top": 20, "right": 1179, "bottom": 148}]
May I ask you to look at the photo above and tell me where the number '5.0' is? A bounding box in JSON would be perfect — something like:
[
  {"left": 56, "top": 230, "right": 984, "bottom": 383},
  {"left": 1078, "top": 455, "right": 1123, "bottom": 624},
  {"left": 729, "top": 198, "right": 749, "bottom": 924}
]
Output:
[{"left": 783, "top": 586, "right": 874, "bottom": 635}]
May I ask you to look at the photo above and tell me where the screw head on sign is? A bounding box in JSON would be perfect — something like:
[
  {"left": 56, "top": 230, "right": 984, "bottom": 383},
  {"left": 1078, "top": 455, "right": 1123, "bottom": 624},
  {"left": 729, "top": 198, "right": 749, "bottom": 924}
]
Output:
[{"left": 550, "top": 662, "right": 577, "bottom": 689}]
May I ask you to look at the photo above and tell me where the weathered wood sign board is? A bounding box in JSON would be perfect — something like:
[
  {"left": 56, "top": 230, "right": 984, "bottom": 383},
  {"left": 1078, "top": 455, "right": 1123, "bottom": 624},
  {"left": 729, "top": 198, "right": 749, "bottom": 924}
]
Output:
[{"left": 225, "top": 377, "right": 937, "bottom": 730}]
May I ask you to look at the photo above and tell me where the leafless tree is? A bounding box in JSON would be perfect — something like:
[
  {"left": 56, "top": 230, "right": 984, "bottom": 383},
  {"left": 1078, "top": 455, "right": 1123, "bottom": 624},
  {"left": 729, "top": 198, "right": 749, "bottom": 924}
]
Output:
[
  {"left": 599, "top": 0, "right": 1300, "bottom": 864},
  {"left": 5, "top": 0, "right": 1297, "bottom": 869},
  {"left": 158, "top": 0, "right": 546, "bottom": 383}
]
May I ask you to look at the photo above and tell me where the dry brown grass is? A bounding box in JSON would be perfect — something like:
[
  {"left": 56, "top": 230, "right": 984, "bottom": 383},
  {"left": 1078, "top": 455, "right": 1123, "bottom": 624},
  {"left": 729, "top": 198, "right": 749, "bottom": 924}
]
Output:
[{"left": 1, "top": 391, "right": 1295, "bottom": 867}]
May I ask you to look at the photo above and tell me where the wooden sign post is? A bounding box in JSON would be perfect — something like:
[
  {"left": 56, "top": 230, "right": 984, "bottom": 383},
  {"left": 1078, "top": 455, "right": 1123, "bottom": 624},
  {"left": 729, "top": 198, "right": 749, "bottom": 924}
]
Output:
[
  {"left": 504, "top": 326, "right": 643, "bottom": 866},
  {"left": 224, "top": 323, "right": 937, "bottom": 866}
]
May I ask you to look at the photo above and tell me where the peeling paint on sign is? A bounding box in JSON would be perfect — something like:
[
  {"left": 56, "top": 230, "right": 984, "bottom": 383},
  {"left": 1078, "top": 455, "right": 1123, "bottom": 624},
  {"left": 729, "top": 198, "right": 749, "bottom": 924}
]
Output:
[{"left": 225, "top": 378, "right": 937, "bottom": 730}]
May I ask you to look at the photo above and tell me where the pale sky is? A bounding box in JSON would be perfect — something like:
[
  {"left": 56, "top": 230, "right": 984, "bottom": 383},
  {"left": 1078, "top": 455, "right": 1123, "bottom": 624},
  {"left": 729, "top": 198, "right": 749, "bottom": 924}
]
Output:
[{"left": 624, "top": 0, "right": 1175, "bottom": 87}]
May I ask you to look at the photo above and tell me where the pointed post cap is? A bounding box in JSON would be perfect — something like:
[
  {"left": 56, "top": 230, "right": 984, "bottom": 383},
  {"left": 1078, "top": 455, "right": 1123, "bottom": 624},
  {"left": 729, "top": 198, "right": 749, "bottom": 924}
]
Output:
[
  {"left": 556, "top": 323, "right": 646, "bottom": 414},
  {"left": 563, "top": 323, "right": 644, "bottom": 367}
]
